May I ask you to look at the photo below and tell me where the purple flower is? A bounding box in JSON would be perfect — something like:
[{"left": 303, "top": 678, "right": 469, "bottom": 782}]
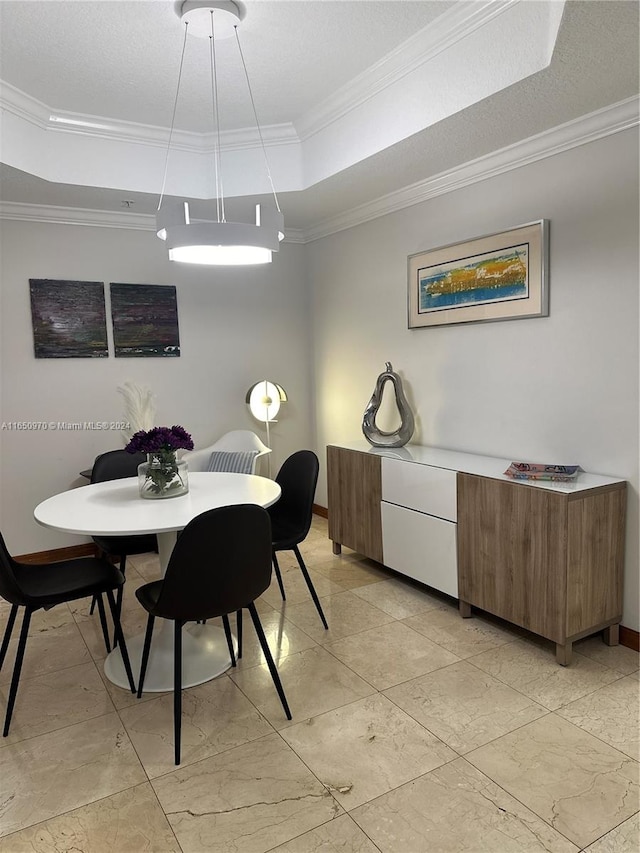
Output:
[{"left": 125, "top": 425, "right": 194, "bottom": 455}]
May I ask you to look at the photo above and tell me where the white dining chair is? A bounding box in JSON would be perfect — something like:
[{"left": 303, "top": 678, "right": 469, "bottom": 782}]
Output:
[{"left": 182, "top": 430, "right": 271, "bottom": 475}]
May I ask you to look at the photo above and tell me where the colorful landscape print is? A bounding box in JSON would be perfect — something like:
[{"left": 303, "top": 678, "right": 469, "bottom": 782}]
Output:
[
  {"left": 418, "top": 243, "right": 529, "bottom": 313},
  {"left": 29, "top": 279, "right": 108, "bottom": 358},
  {"left": 111, "top": 283, "right": 180, "bottom": 357}
]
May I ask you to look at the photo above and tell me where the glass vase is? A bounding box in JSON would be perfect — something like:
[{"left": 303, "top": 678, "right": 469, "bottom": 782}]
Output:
[{"left": 138, "top": 453, "right": 189, "bottom": 499}]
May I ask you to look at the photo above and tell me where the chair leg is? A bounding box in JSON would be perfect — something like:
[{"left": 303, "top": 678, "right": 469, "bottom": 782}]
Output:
[
  {"left": 90, "top": 547, "right": 107, "bottom": 615},
  {"left": 236, "top": 609, "right": 243, "bottom": 659},
  {"left": 221, "top": 614, "right": 236, "bottom": 666},
  {"left": 112, "top": 555, "right": 127, "bottom": 649},
  {"left": 105, "top": 589, "right": 136, "bottom": 694},
  {"left": 174, "top": 620, "right": 182, "bottom": 765},
  {"left": 95, "top": 594, "right": 111, "bottom": 654},
  {"left": 0, "top": 604, "right": 18, "bottom": 671},
  {"left": 272, "top": 553, "right": 286, "bottom": 601},
  {"left": 247, "top": 602, "right": 291, "bottom": 720},
  {"left": 293, "top": 545, "right": 328, "bottom": 630},
  {"left": 137, "top": 613, "right": 156, "bottom": 698},
  {"left": 3, "top": 607, "right": 32, "bottom": 737}
]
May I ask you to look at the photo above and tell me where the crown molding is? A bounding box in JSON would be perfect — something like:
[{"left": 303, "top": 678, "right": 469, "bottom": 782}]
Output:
[
  {"left": 295, "top": 0, "right": 517, "bottom": 141},
  {"left": 303, "top": 96, "right": 640, "bottom": 243},
  {"left": 0, "top": 203, "right": 155, "bottom": 230},
  {"left": 47, "top": 114, "right": 299, "bottom": 153},
  {"left": 1, "top": 98, "right": 637, "bottom": 243},
  {"left": 0, "top": 81, "right": 50, "bottom": 129},
  {"left": 0, "top": 80, "right": 298, "bottom": 153}
]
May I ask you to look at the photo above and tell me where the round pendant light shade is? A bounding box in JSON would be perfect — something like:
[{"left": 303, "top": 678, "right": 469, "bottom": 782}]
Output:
[{"left": 157, "top": 202, "right": 284, "bottom": 266}]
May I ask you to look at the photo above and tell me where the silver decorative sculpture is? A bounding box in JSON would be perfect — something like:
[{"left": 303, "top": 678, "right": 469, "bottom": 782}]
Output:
[{"left": 362, "top": 362, "right": 415, "bottom": 448}]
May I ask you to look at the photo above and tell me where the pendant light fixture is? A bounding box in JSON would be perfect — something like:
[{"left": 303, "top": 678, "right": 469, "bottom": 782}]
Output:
[{"left": 156, "top": 0, "right": 284, "bottom": 265}]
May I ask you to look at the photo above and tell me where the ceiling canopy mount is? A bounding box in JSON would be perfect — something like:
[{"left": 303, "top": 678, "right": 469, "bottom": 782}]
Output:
[{"left": 177, "top": 1, "right": 245, "bottom": 39}]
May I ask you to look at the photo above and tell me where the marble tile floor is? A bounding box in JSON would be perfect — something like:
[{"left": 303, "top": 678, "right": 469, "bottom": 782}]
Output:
[{"left": 0, "top": 516, "right": 638, "bottom": 852}]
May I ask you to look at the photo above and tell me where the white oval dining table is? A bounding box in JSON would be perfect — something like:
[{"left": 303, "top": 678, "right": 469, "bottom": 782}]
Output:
[{"left": 34, "top": 472, "right": 281, "bottom": 692}]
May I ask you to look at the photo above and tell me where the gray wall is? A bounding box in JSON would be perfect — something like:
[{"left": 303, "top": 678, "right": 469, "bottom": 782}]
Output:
[
  {"left": 308, "top": 128, "right": 639, "bottom": 631},
  {"left": 0, "top": 224, "right": 312, "bottom": 553}
]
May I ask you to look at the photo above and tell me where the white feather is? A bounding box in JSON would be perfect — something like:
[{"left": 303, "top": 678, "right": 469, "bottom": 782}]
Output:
[{"left": 117, "top": 381, "right": 156, "bottom": 442}]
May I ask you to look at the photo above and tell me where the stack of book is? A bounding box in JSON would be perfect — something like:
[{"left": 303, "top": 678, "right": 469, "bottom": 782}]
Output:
[{"left": 504, "top": 462, "right": 582, "bottom": 482}]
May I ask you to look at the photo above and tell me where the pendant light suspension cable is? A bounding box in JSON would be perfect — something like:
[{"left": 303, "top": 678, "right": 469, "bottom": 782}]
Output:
[
  {"left": 233, "top": 26, "right": 280, "bottom": 213},
  {"left": 157, "top": 22, "right": 190, "bottom": 213},
  {"left": 209, "top": 11, "right": 226, "bottom": 223}
]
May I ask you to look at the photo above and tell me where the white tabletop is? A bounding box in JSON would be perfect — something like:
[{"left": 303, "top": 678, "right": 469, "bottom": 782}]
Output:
[{"left": 34, "top": 472, "right": 281, "bottom": 536}]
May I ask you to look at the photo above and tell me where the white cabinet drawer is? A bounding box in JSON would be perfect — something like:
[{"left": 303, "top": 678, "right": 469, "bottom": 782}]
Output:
[
  {"left": 381, "top": 501, "right": 458, "bottom": 598},
  {"left": 382, "top": 457, "right": 457, "bottom": 521}
]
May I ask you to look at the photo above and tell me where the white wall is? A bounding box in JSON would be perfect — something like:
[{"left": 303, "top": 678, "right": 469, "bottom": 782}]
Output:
[
  {"left": 0, "top": 224, "right": 312, "bottom": 553},
  {"left": 309, "top": 129, "right": 639, "bottom": 632}
]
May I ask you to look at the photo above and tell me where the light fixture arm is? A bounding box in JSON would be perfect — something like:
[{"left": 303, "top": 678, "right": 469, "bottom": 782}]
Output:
[
  {"left": 209, "top": 11, "right": 225, "bottom": 223},
  {"left": 234, "top": 26, "right": 280, "bottom": 213},
  {"left": 157, "top": 21, "right": 190, "bottom": 213}
]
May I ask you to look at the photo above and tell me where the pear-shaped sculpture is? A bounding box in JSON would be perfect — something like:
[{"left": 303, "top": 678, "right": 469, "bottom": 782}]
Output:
[{"left": 362, "top": 362, "right": 415, "bottom": 448}]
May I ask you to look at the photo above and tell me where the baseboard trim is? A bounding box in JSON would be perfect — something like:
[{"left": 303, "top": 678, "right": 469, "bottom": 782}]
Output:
[
  {"left": 313, "top": 504, "right": 328, "bottom": 518},
  {"left": 15, "top": 543, "right": 98, "bottom": 564},
  {"left": 619, "top": 625, "right": 640, "bottom": 652}
]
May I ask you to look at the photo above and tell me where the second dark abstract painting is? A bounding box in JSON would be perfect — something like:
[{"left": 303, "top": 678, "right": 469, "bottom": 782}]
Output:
[{"left": 110, "top": 283, "right": 180, "bottom": 357}]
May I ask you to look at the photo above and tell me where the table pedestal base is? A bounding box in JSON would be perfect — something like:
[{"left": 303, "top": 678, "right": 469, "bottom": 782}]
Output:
[{"left": 104, "top": 621, "right": 236, "bottom": 692}]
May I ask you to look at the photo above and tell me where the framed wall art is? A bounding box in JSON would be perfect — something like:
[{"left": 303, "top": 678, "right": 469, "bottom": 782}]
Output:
[
  {"left": 110, "top": 283, "right": 180, "bottom": 357},
  {"left": 29, "top": 279, "right": 108, "bottom": 358},
  {"left": 408, "top": 220, "right": 549, "bottom": 329}
]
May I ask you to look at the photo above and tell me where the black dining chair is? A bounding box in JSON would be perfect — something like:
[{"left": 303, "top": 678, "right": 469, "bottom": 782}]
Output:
[
  {"left": 268, "top": 450, "right": 328, "bottom": 629},
  {"left": 89, "top": 449, "right": 157, "bottom": 641},
  {"left": 235, "top": 450, "right": 328, "bottom": 653},
  {"left": 135, "top": 503, "right": 291, "bottom": 765},
  {"left": 0, "top": 531, "right": 136, "bottom": 736}
]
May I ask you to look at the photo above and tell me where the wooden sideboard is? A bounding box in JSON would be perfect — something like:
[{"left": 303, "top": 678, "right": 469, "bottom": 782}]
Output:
[
  {"left": 327, "top": 442, "right": 626, "bottom": 665},
  {"left": 327, "top": 445, "right": 383, "bottom": 563}
]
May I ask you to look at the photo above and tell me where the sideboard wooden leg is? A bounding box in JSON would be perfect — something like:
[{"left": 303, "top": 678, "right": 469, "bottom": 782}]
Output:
[
  {"left": 332, "top": 542, "right": 342, "bottom": 555},
  {"left": 556, "top": 641, "right": 572, "bottom": 666},
  {"left": 459, "top": 600, "right": 472, "bottom": 618},
  {"left": 603, "top": 624, "right": 619, "bottom": 646}
]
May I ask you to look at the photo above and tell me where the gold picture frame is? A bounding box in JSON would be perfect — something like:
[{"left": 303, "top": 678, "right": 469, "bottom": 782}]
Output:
[{"left": 408, "top": 220, "right": 549, "bottom": 329}]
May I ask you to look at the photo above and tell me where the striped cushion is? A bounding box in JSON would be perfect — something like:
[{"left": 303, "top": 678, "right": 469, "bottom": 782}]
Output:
[{"left": 206, "top": 449, "right": 259, "bottom": 474}]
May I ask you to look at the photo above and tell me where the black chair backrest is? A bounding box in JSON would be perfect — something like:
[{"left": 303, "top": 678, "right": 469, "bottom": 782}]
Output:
[
  {"left": 0, "top": 532, "right": 26, "bottom": 606},
  {"left": 271, "top": 450, "right": 319, "bottom": 539},
  {"left": 91, "top": 449, "right": 146, "bottom": 484},
  {"left": 153, "top": 504, "right": 273, "bottom": 622}
]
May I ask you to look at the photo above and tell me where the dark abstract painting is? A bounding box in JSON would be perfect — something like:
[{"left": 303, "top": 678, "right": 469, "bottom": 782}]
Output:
[
  {"left": 110, "top": 283, "right": 180, "bottom": 358},
  {"left": 29, "top": 279, "right": 108, "bottom": 358}
]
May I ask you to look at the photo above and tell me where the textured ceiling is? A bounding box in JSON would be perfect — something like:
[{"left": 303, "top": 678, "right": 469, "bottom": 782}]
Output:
[
  {"left": 0, "top": 0, "right": 453, "bottom": 132},
  {"left": 0, "top": 0, "right": 638, "bottom": 232}
]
